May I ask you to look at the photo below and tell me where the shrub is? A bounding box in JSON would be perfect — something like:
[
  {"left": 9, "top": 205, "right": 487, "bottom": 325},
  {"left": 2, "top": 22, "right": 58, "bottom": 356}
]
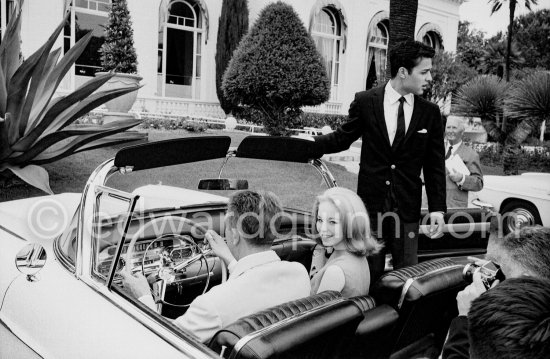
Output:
[
  {"left": 215, "top": 0, "right": 248, "bottom": 115},
  {"left": 502, "top": 71, "right": 550, "bottom": 174},
  {"left": 297, "top": 112, "right": 348, "bottom": 129},
  {"left": 477, "top": 143, "right": 550, "bottom": 172},
  {"left": 429, "top": 51, "right": 477, "bottom": 110},
  {"left": 453, "top": 75, "right": 509, "bottom": 142},
  {"left": 139, "top": 116, "right": 224, "bottom": 132},
  {"left": 222, "top": 1, "right": 330, "bottom": 136},
  {"left": 234, "top": 107, "right": 347, "bottom": 130},
  {"left": 100, "top": 0, "right": 138, "bottom": 73}
]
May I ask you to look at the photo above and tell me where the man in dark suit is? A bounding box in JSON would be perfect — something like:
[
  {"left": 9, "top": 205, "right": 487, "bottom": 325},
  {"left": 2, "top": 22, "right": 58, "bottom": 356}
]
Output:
[{"left": 314, "top": 40, "right": 446, "bottom": 280}]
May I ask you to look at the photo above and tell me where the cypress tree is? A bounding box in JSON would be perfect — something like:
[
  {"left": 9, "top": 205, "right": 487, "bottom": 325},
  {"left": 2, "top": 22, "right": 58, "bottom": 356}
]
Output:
[
  {"left": 215, "top": 0, "right": 249, "bottom": 115},
  {"left": 100, "top": 0, "right": 138, "bottom": 73},
  {"left": 222, "top": 1, "right": 330, "bottom": 136}
]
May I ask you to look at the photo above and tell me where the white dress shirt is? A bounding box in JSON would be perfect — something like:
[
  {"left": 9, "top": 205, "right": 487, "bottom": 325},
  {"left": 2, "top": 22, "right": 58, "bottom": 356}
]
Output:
[
  {"left": 141, "top": 250, "right": 311, "bottom": 343},
  {"left": 445, "top": 140, "right": 462, "bottom": 158},
  {"left": 384, "top": 81, "right": 414, "bottom": 145}
]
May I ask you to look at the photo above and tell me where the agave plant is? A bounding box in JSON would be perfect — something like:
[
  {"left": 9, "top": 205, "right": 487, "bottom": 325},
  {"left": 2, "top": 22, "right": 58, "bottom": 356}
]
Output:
[
  {"left": 453, "top": 75, "right": 510, "bottom": 143},
  {"left": 502, "top": 71, "right": 550, "bottom": 174},
  {"left": 0, "top": 6, "right": 143, "bottom": 194}
]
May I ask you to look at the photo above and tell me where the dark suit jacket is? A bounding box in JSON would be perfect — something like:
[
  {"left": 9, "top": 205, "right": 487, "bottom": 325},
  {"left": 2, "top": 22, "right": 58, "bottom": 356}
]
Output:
[
  {"left": 441, "top": 316, "right": 470, "bottom": 359},
  {"left": 445, "top": 143, "right": 483, "bottom": 208},
  {"left": 315, "top": 86, "right": 447, "bottom": 223}
]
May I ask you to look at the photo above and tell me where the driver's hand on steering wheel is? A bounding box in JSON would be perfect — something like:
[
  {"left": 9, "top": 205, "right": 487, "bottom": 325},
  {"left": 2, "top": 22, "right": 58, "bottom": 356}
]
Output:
[
  {"left": 205, "top": 230, "right": 236, "bottom": 267},
  {"left": 119, "top": 267, "right": 151, "bottom": 300}
]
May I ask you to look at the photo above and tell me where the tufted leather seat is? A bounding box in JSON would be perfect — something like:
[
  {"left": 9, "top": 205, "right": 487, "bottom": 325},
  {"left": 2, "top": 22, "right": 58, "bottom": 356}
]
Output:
[
  {"left": 208, "top": 291, "right": 364, "bottom": 358},
  {"left": 348, "top": 296, "right": 399, "bottom": 359},
  {"left": 370, "top": 258, "right": 467, "bottom": 358}
]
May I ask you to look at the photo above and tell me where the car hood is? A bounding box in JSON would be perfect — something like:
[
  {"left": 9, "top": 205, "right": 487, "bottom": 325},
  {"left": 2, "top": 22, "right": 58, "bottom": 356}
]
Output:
[
  {"left": 0, "top": 193, "right": 81, "bottom": 245},
  {"left": 484, "top": 173, "right": 550, "bottom": 197}
]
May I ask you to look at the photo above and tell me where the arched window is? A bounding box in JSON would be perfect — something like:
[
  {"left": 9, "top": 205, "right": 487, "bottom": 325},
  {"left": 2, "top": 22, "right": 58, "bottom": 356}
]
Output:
[
  {"left": 63, "top": 0, "right": 110, "bottom": 89},
  {"left": 157, "top": 0, "right": 204, "bottom": 99},
  {"left": 423, "top": 31, "right": 442, "bottom": 51},
  {"left": 312, "top": 7, "right": 343, "bottom": 101},
  {"left": 365, "top": 14, "right": 389, "bottom": 90},
  {"left": 417, "top": 23, "right": 444, "bottom": 51},
  {"left": 0, "top": 0, "right": 17, "bottom": 42}
]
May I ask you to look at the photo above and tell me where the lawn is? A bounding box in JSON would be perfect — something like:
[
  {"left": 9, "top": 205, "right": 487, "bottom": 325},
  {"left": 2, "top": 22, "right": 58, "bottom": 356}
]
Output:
[
  {"left": 0, "top": 129, "right": 358, "bottom": 211},
  {"left": 0, "top": 128, "right": 514, "bottom": 211}
]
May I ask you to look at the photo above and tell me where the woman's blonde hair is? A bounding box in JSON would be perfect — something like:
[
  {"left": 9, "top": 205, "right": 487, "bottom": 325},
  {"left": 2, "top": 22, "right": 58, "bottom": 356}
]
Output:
[{"left": 313, "top": 187, "right": 383, "bottom": 256}]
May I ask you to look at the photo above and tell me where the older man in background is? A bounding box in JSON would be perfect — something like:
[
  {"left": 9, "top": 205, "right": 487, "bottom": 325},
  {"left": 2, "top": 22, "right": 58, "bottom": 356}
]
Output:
[{"left": 444, "top": 116, "right": 483, "bottom": 208}]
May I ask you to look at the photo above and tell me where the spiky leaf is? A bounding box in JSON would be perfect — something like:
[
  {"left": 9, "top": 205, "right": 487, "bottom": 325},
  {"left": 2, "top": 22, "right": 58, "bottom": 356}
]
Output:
[
  {"left": 504, "top": 71, "right": 550, "bottom": 121},
  {"left": 4, "top": 163, "right": 53, "bottom": 194},
  {"left": 29, "top": 120, "right": 143, "bottom": 165},
  {"left": 8, "top": 118, "right": 141, "bottom": 165},
  {"left": 11, "top": 73, "right": 115, "bottom": 151}
]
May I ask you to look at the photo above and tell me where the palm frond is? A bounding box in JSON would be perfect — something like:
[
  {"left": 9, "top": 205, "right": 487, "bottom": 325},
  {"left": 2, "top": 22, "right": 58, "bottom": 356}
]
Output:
[
  {"left": 453, "top": 75, "right": 509, "bottom": 118},
  {"left": 505, "top": 71, "right": 550, "bottom": 121}
]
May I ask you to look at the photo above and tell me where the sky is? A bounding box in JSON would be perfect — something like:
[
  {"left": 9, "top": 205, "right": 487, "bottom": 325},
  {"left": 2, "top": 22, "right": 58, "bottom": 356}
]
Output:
[{"left": 459, "top": 0, "right": 550, "bottom": 37}]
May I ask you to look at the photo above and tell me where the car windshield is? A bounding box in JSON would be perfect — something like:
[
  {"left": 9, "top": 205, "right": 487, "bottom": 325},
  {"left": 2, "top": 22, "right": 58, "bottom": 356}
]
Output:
[
  {"left": 104, "top": 157, "right": 357, "bottom": 212},
  {"left": 85, "top": 136, "right": 358, "bottom": 291}
]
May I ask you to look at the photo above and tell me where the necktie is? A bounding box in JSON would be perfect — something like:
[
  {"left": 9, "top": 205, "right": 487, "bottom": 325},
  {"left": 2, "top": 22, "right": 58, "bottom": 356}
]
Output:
[
  {"left": 393, "top": 97, "right": 406, "bottom": 148},
  {"left": 445, "top": 145, "right": 453, "bottom": 159}
]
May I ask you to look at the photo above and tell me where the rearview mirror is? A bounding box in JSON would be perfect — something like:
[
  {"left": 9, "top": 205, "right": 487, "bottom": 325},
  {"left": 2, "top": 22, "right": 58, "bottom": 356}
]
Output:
[{"left": 198, "top": 179, "right": 248, "bottom": 190}]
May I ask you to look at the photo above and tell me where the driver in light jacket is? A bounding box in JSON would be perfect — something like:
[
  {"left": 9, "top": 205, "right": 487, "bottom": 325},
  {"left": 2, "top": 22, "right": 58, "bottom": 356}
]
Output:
[{"left": 121, "top": 190, "right": 311, "bottom": 343}]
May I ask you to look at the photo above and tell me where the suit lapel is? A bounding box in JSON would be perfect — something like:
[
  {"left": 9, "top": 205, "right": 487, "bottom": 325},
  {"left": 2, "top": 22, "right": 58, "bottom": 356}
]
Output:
[
  {"left": 403, "top": 95, "right": 422, "bottom": 144},
  {"left": 372, "top": 86, "right": 391, "bottom": 148}
]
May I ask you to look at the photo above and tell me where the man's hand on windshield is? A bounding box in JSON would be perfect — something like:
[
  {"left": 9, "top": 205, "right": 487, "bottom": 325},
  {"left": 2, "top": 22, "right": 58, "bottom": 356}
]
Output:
[
  {"left": 428, "top": 211, "right": 444, "bottom": 238},
  {"left": 205, "top": 230, "right": 235, "bottom": 266}
]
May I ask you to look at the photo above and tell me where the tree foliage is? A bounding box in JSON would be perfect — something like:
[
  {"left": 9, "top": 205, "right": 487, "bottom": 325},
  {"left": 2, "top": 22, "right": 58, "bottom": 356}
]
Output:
[
  {"left": 512, "top": 9, "right": 550, "bottom": 70},
  {"left": 487, "top": 0, "right": 538, "bottom": 81},
  {"left": 456, "top": 21, "right": 486, "bottom": 73},
  {"left": 453, "top": 75, "right": 510, "bottom": 142},
  {"left": 100, "top": 0, "right": 138, "bottom": 73},
  {"left": 480, "top": 35, "right": 525, "bottom": 78},
  {"left": 429, "top": 51, "right": 477, "bottom": 110},
  {"left": 502, "top": 71, "right": 550, "bottom": 174},
  {"left": 215, "top": 0, "right": 249, "bottom": 115},
  {"left": 222, "top": 1, "right": 329, "bottom": 136},
  {"left": 386, "top": 0, "right": 418, "bottom": 80}
]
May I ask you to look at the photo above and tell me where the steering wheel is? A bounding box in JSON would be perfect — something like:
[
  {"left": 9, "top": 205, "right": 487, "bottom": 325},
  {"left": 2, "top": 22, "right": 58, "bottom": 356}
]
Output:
[{"left": 123, "top": 215, "right": 227, "bottom": 308}]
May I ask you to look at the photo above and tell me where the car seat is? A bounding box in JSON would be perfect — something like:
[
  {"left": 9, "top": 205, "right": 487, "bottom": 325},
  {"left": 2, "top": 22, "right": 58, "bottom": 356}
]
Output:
[
  {"left": 208, "top": 291, "right": 363, "bottom": 359},
  {"left": 370, "top": 258, "right": 468, "bottom": 358}
]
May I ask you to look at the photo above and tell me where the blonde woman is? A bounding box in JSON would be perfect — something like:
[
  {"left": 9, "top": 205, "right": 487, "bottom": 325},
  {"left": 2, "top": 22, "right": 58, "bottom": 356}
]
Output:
[{"left": 310, "top": 187, "right": 382, "bottom": 297}]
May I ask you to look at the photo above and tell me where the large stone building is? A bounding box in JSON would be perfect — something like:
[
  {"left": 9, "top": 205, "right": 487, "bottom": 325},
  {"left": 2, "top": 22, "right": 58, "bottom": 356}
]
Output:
[{"left": 12, "top": 0, "right": 462, "bottom": 117}]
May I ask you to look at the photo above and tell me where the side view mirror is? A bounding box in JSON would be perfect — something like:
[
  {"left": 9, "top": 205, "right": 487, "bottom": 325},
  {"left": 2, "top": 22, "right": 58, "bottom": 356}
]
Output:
[
  {"left": 198, "top": 178, "right": 248, "bottom": 190},
  {"left": 15, "top": 243, "right": 47, "bottom": 282}
]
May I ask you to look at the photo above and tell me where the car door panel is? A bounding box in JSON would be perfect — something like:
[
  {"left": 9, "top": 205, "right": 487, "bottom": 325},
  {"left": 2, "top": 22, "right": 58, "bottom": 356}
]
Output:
[
  {"left": 418, "top": 208, "right": 489, "bottom": 260},
  {"left": 0, "top": 244, "right": 206, "bottom": 359}
]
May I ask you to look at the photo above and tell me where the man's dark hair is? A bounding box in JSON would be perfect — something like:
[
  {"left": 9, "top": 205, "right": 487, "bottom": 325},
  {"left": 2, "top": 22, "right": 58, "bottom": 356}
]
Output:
[
  {"left": 469, "top": 277, "right": 550, "bottom": 359},
  {"left": 497, "top": 226, "right": 550, "bottom": 279},
  {"left": 227, "top": 190, "right": 283, "bottom": 246},
  {"left": 389, "top": 40, "right": 435, "bottom": 78}
]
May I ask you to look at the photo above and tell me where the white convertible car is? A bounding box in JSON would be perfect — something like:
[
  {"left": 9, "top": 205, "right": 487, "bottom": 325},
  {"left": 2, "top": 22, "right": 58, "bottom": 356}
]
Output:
[
  {"left": 476, "top": 172, "right": 550, "bottom": 234},
  {"left": 1, "top": 136, "right": 493, "bottom": 359}
]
